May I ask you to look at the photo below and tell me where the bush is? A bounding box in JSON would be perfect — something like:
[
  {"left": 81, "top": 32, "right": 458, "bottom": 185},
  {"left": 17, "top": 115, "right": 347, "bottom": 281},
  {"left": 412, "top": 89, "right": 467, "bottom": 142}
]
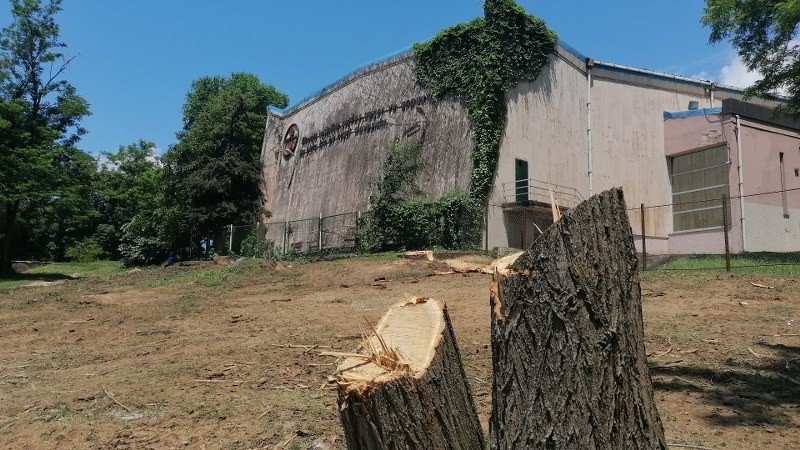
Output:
[
  {"left": 238, "top": 235, "right": 277, "bottom": 259},
  {"left": 92, "top": 224, "right": 119, "bottom": 257},
  {"left": 438, "top": 191, "right": 483, "bottom": 250},
  {"left": 358, "top": 193, "right": 482, "bottom": 252},
  {"left": 65, "top": 239, "right": 104, "bottom": 263},
  {"left": 357, "top": 142, "right": 483, "bottom": 252},
  {"left": 119, "top": 211, "right": 173, "bottom": 266}
]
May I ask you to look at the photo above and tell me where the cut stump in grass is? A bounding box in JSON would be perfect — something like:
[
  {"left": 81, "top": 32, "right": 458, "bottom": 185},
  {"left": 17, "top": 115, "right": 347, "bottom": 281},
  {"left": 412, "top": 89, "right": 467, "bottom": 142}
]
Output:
[
  {"left": 490, "top": 188, "right": 667, "bottom": 449},
  {"left": 333, "top": 296, "right": 484, "bottom": 450}
]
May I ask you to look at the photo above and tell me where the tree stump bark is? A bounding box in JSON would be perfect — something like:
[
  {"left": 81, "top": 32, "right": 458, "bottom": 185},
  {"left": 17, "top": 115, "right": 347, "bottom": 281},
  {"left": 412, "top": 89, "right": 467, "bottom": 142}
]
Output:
[
  {"left": 490, "top": 188, "right": 666, "bottom": 449},
  {"left": 334, "top": 296, "right": 485, "bottom": 450}
]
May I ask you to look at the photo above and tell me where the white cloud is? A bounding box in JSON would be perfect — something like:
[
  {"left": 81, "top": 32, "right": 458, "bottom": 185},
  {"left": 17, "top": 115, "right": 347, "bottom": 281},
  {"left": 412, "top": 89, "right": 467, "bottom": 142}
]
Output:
[
  {"left": 718, "top": 55, "right": 761, "bottom": 89},
  {"left": 689, "top": 70, "right": 712, "bottom": 81},
  {"left": 693, "top": 44, "right": 798, "bottom": 97}
]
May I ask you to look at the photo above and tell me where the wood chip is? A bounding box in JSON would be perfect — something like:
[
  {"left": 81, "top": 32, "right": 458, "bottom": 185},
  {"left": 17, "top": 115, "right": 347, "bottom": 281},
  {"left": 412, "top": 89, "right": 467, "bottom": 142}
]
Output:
[
  {"left": 650, "top": 359, "right": 684, "bottom": 369},
  {"left": 103, "top": 387, "right": 132, "bottom": 412},
  {"left": 193, "top": 379, "right": 248, "bottom": 383},
  {"left": 751, "top": 282, "right": 774, "bottom": 289},
  {"left": 256, "top": 408, "right": 272, "bottom": 419},
  {"left": 269, "top": 344, "right": 332, "bottom": 350}
]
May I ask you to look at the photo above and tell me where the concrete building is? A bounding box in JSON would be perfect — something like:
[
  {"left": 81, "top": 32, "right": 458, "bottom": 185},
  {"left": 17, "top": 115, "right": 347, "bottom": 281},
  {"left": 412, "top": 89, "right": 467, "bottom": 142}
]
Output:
[
  {"left": 260, "top": 39, "right": 798, "bottom": 254},
  {"left": 661, "top": 100, "right": 800, "bottom": 254}
]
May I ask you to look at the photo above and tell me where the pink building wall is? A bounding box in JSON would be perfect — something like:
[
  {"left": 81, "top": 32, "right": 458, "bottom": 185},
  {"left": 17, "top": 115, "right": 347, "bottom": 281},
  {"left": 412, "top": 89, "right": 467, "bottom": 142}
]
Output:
[{"left": 662, "top": 110, "right": 800, "bottom": 254}]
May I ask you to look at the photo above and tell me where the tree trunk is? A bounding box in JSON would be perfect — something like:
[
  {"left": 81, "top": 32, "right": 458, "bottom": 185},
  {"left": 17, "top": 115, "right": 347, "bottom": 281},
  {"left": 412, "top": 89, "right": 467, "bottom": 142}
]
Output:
[
  {"left": 490, "top": 188, "right": 666, "bottom": 449},
  {"left": 335, "top": 296, "right": 485, "bottom": 450},
  {"left": 0, "top": 200, "right": 21, "bottom": 277}
]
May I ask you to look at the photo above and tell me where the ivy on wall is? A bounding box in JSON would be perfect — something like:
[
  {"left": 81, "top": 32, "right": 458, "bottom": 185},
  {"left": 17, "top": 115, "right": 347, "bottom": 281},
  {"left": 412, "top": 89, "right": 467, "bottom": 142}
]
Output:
[
  {"left": 413, "top": 0, "right": 557, "bottom": 201},
  {"left": 359, "top": 142, "right": 483, "bottom": 252}
]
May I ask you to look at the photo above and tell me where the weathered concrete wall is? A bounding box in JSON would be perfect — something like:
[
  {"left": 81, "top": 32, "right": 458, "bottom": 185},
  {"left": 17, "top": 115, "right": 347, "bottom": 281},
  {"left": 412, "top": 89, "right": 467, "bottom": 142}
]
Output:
[
  {"left": 260, "top": 41, "right": 789, "bottom": 253},
  {"left": 260, "top": 54, "right": 472, "bottom": 224},
  {"left": 664, "top": 112, "right": 727, "bottom": 157},
  {"left": 487, "top": 47, "right": 754, "bottom": 250}
]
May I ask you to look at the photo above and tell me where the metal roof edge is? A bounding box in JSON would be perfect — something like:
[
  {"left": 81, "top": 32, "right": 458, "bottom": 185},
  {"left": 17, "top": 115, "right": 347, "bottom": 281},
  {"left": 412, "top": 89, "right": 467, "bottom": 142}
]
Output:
[
  {"left": 269, "top": 46, "right": 414, "bottom": 117},
  {"left": 267, "top": 37, "right": 771, "bottom": 120}
]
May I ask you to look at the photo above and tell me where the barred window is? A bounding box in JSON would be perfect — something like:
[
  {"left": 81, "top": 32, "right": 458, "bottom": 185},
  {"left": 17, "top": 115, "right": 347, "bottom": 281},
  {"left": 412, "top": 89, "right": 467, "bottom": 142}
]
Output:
[{"left": 670, "top": 146, "right": 730, "bottom": 231}]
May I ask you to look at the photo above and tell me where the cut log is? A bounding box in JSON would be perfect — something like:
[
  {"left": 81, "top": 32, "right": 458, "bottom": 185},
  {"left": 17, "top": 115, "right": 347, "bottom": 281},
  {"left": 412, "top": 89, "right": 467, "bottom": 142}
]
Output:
[
  {"left": 334, "top": 296, "right": 484, "bottom": 450},
  {"left": 490, "top": 188, "right": 666, "bottom": 449}
]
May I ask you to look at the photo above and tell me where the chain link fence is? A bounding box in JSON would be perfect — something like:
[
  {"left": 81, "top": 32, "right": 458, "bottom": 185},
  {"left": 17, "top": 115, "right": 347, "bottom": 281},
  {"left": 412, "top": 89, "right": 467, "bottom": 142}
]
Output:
[
  {"left": 631, "top": 188, "right": 800, "bottom": 271},
  {"left": 214, "top": 212, "right": 361, "bottom": 257},
  {"left": 212, "top": 188, "right": 800, "bottom": 271}
]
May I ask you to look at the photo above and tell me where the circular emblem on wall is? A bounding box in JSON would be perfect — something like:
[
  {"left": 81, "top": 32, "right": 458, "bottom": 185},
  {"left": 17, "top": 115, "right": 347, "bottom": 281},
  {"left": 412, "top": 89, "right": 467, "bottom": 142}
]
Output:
[{"left": 283, "top": 124, "right": 299, "bottom": 157}]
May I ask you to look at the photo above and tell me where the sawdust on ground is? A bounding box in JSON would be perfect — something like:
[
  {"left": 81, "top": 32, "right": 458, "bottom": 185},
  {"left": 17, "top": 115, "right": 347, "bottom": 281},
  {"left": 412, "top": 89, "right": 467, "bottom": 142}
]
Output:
[{"left": 0, "top": 256, "right": 797, "bottom": 449}]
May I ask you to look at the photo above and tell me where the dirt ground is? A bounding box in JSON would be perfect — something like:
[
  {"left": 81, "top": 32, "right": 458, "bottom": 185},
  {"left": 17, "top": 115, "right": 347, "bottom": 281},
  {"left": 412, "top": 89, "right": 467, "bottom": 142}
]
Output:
[{"left": 0, "top": 255, "right": 798, "bottom": 449}]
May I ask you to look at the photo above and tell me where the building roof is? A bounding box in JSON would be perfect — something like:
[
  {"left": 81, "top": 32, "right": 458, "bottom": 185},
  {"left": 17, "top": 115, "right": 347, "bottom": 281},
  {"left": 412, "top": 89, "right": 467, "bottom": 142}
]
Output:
[
  {"left": 722, "top": 98, "right": 800, "bottom": 130},
  {"left": 268, "top": 38, "right": 751, "bottom": 118},
  {"left": 662, "top": 99, "right": 799, "bottom": 131}
]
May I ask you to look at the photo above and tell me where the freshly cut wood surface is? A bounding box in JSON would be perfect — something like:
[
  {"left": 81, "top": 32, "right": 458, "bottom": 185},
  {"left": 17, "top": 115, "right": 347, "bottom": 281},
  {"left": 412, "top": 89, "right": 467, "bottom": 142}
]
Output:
[
  {"left": 335, "top": 297, "right": 484, "bottom": 450},
  {"left": 337, "top": 297, "right": 444, "bottom": 387}
]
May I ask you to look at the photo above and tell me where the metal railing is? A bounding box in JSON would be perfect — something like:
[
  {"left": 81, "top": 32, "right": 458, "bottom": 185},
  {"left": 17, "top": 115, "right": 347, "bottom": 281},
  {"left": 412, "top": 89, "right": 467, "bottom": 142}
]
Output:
[{"left": 501, "top": 178, "right": 584, "bottom": 209}]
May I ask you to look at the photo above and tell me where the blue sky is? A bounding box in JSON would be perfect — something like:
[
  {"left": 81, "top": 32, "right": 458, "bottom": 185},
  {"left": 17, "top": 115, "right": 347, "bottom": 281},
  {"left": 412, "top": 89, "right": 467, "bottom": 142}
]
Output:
[{"left": 1, "top": 1, "right": 749, "bottom": 156}]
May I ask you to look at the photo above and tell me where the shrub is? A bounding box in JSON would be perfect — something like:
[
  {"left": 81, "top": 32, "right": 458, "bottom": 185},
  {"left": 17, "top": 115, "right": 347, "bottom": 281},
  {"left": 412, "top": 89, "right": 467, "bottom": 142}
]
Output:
[
  {"left": 358, "top": 142, "right": 483, "bottom": 252},
  {"left": 65, "top": 239, "right": 104, "bottom": 263},
  {"left": 438, "top": 191, "right": 483, "bottom": 250},
  {"left": 119, "top": 211, "right": 172, "bottom": 266},
  {"left": 238, "top": 235, "right": 277, "bottom": 259}
]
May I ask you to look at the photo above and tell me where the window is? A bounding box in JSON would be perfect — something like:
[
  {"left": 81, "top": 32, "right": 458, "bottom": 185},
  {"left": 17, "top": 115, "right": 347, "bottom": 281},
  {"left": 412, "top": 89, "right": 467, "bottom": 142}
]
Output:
[
  {"left": 670, "top": 146, "right": 730, "bottom": 231},
  {"left": 515, "top": 158, "right": 529, "bottom": 203}
]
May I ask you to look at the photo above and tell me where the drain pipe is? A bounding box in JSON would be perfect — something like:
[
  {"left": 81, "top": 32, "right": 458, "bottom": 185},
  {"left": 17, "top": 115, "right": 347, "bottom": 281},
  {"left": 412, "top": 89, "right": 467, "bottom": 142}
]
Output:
[
  {"left": 735, "top": 114, "right": 747, "bottom": 252},
  {"left": 586, "top": 58, "right": 595, "bottom": 196},
  {"left": 710, "top": 82, "right": 717, "bottom": 107}
]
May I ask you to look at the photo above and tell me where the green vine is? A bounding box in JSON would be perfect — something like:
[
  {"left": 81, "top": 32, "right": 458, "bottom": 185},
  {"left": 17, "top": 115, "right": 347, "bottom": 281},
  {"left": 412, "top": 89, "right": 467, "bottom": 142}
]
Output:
[
  {"left": 413, "top": 0, "right": 556, "bottom": 201},
  {"left": 359, "top": 142, "right": 483, "bottom": 252}
]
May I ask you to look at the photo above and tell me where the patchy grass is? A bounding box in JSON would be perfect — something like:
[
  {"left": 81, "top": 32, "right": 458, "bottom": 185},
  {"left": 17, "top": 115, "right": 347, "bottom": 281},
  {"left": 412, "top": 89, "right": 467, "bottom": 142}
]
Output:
[
  {"left": 648, "top": 253, "right": 800, "bottom": 276},
  {"left": 1, "top": 255, "right": 797, "bottom": 448},
  {"left": 0, "top": 260, "right": 125, "bottom": 293},
  {"left": 139, "top": 259, "right": 302, "bottom": 289}
]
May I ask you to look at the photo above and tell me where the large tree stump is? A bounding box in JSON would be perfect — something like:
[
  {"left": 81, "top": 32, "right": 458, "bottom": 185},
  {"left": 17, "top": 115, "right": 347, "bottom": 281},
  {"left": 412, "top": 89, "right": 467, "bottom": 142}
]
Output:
[
  {"left": 490, "top": 188, "right": 666, "bottom": 449},
  {"left": 334, "top": 296, "right": 484, "bottom": 450}
]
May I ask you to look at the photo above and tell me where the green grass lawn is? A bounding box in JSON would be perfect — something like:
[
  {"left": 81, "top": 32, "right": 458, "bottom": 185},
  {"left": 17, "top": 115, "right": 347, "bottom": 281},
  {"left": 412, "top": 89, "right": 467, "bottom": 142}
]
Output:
[
  {"left": 647, "top": 252, "right": 800, "bottom": 276},
  {"left": 0, "top": 260, "right": 125, "bottom": 293}
]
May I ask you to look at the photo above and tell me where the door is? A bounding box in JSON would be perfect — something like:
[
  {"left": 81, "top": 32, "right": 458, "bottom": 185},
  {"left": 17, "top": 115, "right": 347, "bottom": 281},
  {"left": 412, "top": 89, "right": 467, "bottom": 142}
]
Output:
[{"left": 515, "top": 158, "right": 529, "bottom": 203}]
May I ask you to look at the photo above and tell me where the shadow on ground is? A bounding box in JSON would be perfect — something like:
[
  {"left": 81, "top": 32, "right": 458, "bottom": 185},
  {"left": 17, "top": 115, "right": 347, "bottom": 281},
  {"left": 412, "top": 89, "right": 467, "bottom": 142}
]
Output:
[
  {"left": 651, "top": 342, "right": 800, "bottom": 428},
  {"left": 1, "top": 272, "right": 79, "bottom": 283}
]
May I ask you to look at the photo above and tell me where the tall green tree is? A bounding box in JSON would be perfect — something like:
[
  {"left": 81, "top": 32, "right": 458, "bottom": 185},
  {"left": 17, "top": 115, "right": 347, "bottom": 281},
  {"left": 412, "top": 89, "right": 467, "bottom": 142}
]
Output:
[
  {"left": 0, "top": 0, "right": 89, "bottom": 274},
  {"left": 703, "top": 0, "right": 800, "bottom": 113},
  {"left": 13, "top": 146, "right": 98, "bottom": 260},
  {"left": 94, "top": 141, "right": 163, "bottom": 257},
  {"left": 163, "top": 73, "right": 287, "bottom": 251}
]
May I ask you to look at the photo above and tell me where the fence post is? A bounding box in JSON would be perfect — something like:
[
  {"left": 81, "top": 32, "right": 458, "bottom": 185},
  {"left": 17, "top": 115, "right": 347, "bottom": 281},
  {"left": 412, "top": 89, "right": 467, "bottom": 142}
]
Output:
[
  {"left": 228, "top": 224, "right": 234, "bottom": 255},
  {"left": 640, "top": 203, "right": 647, "bottom": 271},
  {"left": 318, "top": 213, "right": 323, "bottom": 256},
  {"left": 283, "top": 222, "right": 288, "bottom": 255},
  {"left": 522, "top": 209, "right": 528, "bottom": 249},
  {"left": 484, "top": 204, "right": 489, "bottom": 252},
  {"left": 722, "top": 195, "right": 731, "bottom": 272},
  {"left": 355, "top": 211, "right": 361, "bottom": 250}
]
